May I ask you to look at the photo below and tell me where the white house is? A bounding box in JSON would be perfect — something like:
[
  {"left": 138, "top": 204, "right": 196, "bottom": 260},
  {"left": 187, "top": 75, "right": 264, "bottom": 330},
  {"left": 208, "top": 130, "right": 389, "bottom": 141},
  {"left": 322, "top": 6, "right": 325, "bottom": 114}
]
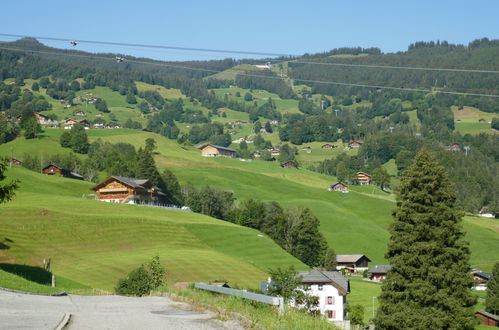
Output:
[{"left": 295, "top": 269, "right": 350, "bottom": 322}]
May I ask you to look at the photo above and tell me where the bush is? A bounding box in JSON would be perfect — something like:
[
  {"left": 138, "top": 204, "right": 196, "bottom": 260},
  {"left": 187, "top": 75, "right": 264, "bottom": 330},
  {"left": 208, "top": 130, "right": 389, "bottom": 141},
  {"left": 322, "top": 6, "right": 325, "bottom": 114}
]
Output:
[{"left": 115, "top": 265, "right": 153, "bottom": 297}]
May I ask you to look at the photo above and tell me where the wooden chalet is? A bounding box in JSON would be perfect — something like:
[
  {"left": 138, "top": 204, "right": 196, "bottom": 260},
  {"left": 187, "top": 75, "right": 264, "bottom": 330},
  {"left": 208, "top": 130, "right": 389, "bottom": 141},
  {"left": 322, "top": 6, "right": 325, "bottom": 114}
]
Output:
[
  {"left": 198, "top": 144, "right": 237, "bottom": 158},
  {"left": 356, "top": 172, "right": 371, "bottom": 185},
  {"left": 10, "top": 158, "right": 23, "bottom": 166},
  {"left": 270, "top": 149, "right": 280, "bottom": 156},
  {"left": 321, "top": 144, "right": 336, "bottom": 149},
  {"left": 73, "top": 110, "right": 86, "bottom": 116},
  {"left": 280, "top": 161, "right": 298, "bottom": 169},
  {"left": 349, "top": 141, "right": 363, "bottom": 148},
  {"left": 42, "top": 164, "right": 83, "bottom": 180},
  {"left": 472, "top": 271, "right": 492, "bottom": 291},
  {"left": 328, "top": 182, "right": 348, "bottom": 193},
  {"left": 475, "top": 311, "right": 499, "bottom": 327},
  {"left": 64, "top": 119, "right": 90, "bottom": 129},
  {"left": 336, "top": 254, "right": 371, "bottom": 274},
  {"left": 478, "top": 118, "right": 486, "bottom": 123},
  {"left": 91, "top": 176, "right": 166, "bottom": 204},
  {"left": 367, "top": 265, "right": 392, "bottom": 281},
  {"left": 34, "top": 113, "right": 55, "bottom": 125}
]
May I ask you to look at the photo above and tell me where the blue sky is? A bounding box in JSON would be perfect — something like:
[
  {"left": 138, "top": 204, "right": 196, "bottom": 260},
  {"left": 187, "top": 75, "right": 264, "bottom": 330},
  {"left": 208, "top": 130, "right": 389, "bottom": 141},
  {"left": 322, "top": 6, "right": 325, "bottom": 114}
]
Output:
[{"left": 1, "top": 0, "right": 498, "bottom": 61}]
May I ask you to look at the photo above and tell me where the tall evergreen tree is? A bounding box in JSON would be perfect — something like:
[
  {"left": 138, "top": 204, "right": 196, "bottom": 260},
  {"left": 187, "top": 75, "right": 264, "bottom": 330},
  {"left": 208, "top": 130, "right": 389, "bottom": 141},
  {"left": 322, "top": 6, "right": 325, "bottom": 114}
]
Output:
[
  {"left": 375, "top": 149, "right": 476, "bottom": 329},
  {"left": 135, "top": 147, "right": 163, "bottom": 189},
  {"left": 0, "top": 160, "right": 18, "bottom": 204},
  {"left": 324, "top": 247, "right": 337, "bottom": 271},
  {"left": 486, "top": 262, "right": 499, "bottom": 314},
  {"left": 289, "top": 208, "right": 327, "bottom": 267}
]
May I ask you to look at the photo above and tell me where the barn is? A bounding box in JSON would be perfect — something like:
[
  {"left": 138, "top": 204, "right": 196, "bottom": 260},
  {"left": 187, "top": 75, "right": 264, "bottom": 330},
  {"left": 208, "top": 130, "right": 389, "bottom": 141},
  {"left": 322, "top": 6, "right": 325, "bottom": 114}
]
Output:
[
  {"left": 91, "top": 176, "right": 166, "bottom": 204},
  {"left": 198, "top": 144, "right": 237, "bottom": 158},
  {"left": 42, "top": 164, "right": 83, "bottom": 180}
]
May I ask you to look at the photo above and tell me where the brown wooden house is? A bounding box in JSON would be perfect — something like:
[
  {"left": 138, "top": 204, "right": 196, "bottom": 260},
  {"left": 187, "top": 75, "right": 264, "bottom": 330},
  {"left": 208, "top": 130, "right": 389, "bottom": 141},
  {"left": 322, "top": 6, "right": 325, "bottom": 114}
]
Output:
[
  {"left": 42, "top": 164, "right": 83, "bottom": 180},
  {"left": 336, "top": 254, "right": 371, "bottom": 273},
  {"left": 356, "top": 172, "right": 371, "bottom": 185},
  {"left": 280, "top": 161, "right": 298, "bottom": 169},
  {"left": 321, "top": 144, "right": 336, "bottom": 149},
  {"left": 349, "top": 141, "right": 363, "bottom": 148},
  {"left": 328, "top": 182, "right": 348, "bottom": 193},
  {"left": 91, "top": 176, "right": 166, "bottom": 204},
  {"left": 475, "top": 310, "right": 499, "bottom": 327},
  {"left": 198, "top": 144, "right": 237, "bottom": 158},
  {"left": 446, "top": 143, "right": 461, "bottom": 151}
]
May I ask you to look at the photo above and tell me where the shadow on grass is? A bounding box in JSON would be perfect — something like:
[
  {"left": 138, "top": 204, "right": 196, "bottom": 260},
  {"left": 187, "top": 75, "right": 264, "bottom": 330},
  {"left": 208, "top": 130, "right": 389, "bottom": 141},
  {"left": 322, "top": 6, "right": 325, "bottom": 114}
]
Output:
[
  {"left": 0, "top": 238, "right": 14, "bottom": 250},
  {"left": 0, "top": 263, "right": 51, "bottom": 285}
]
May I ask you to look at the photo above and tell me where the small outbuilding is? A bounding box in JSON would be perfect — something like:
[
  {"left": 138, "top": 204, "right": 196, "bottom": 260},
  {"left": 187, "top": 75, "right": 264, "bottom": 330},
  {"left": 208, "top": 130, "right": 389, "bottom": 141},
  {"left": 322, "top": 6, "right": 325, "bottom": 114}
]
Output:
[
  {"left": 322, "top": 144, "right": 335, "bottom": 149},
  {"left": 349, "top": 141, "right": 363, "bottom": 148},
  {"left": 10, "top": 158, "right": 23, "bottom": 166},
  {"left": 367, "top": 265, "right": 392, "bottom": 281},
  {"left": 475, "top": 310, "right": 499, "bottom": 327}
]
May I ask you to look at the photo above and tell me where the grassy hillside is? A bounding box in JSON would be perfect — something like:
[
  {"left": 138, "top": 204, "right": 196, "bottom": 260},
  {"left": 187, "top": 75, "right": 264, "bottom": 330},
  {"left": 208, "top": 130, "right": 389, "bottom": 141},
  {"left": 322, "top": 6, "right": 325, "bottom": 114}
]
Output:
[
  {"left": 2, "top": 128, "right": 496, "bottom": 272},
  {"left": 0, "top": 167, "right": 304, "bottom": 291},
  {"left": 452, "top": 106, "right": 497, "bottom": 135}
]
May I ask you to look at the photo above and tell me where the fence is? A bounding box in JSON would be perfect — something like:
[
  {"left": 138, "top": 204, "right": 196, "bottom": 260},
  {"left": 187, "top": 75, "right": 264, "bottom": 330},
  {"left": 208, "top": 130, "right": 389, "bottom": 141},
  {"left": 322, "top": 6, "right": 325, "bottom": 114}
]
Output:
[{"left": 194, "top": 283, "right": 284, "bottom": 313}]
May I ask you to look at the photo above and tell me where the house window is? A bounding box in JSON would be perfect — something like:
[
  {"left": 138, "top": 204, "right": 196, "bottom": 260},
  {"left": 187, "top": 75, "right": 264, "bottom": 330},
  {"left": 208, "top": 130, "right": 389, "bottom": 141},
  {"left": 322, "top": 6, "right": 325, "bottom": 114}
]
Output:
[
  {"left": 327, "top": 310, "right": 336, "bottom": 319},
  {"left": 327, "top": 296, "right": 334, "bottom": 305},
  {"left": 318, "top": 284, "right": 323, "bottom": 291}
]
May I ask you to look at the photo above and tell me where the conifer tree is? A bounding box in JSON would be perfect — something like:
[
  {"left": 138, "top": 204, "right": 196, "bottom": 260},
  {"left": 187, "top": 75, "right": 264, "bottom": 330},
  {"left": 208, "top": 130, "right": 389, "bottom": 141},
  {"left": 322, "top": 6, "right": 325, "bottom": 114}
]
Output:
[
  {"left": 135, "top": 148, "right": 163, "bottom": 189},
  {"left": 324, "top": 247, "right": 337, "bottom": 271},
  {"left": 486, "top": 262, "right": 499, "bottom": 314},
  {"left": 375, "top": 149, "right": 476, "bottom": 329}
]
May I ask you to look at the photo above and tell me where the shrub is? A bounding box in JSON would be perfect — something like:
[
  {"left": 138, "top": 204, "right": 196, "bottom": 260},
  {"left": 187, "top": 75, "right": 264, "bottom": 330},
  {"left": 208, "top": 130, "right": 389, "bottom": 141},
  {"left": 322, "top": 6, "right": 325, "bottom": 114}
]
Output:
[{"left": 115, "top": 265, "right": 153, "bottom": 297}]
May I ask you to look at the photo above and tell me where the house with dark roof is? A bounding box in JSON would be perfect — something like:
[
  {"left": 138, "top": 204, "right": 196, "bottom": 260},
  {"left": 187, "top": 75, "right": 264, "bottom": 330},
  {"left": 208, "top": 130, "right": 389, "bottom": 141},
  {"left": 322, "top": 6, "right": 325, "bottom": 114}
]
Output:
[
  {"left": 91, "top": 176, "right": 166, "bottom": 204},
  {"left": 198, "top": 144, "right": 237, "bottom": 158},
  {"left": 356, "top": 172, "right": 371, "bottom": 185},
  {"left": 294, "top": 269, "right": 350, "bottom": 322},
  {"left": 280, "top": 160, "right": 298, "bottom": 169},
  {"left": 475, "top": 310, "right": 499, "bottom": 327},
  {"left": 336, "top": 254, "right": 371, "bottom": 273},
  {"left": 42, "top": 164, "right": 83, "bottom": 180},
  {"left": 472, "top": 271, "right": 493, "bottom": 291},
  {"left": 10, "top": 158, "right": 23, "bottom": 166},
  {"left": 367, "top": 264, "right": 392, "bottom": 281},
  {"left": 328, "top": 182, "right": 348, "bottom": 193}
]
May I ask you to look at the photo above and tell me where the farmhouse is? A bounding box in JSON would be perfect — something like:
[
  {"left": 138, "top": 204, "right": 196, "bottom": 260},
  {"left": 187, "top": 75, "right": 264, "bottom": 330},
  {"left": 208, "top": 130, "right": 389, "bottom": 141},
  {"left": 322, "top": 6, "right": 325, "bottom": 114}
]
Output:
[
  {"left": 478, "top": 118, "right": 486, "bottom": 123},
  {"left": 479, "top": 207, "right": 496, "bottom": 218},
  {"left": 280, "top": 161, "right": 298, "bottom": 169},
  {"left": 73, "top": 109, "right": 86, "bottom": 116},
  {"left": 336, "top": 254, "right": 371, "bottom": 274},
  {"left": 270, "top": 149, "right": 280, "bottom": 156},
  {"left": 295, "top": 269, "right": 350, "bottom": 322},
  {"left": 64, "top": 119, "right": 90, "bottom": 129},
  {"left": 34, "top": 113, "right": 55, "bottom": 125},
  {"left": 321, "top": 144, "right": 336, "bottom": 149},
  {"left": 198, "top": 144, "right": 237, "bottom": 158},
  {"left": 302, "top": 146, "right": 312, "bottom": 153},
  {"left": 91, "top": 176, "right": 166, "bottom": 204},
  {"left": 42, "top": 164, "right": 83, "bottom": 180},
  {"left": 328, "top": 182, "right": 348, "bottom": 193},
  {"left": 367, "top": 264, "right": 392, "bottom": 282},
  {"left": 349, "top": 141, "right": 363, "bottom": 148},
  {"left": 356, "top": 172, "right": 371, "bottom": 185}
]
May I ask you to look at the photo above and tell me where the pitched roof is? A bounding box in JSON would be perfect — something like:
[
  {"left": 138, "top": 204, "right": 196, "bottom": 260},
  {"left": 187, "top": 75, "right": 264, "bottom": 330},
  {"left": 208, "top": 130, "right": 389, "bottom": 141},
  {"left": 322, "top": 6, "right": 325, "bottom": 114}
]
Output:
[
  {"left": 475, "top": 272, "right": 493, "bottom": 280},
  {"left": 336, "top": 254, "right": 372, "bottom": 263},
  {"left": 368, "top": 264, "right": 392, "bottom": 274},
  {"left": 197, "top": 144, "right": 237, "bottom": 152},
  {"left": 475, "top": 310, "right": 499, "bottom": 322},
  {"left": 90, "top": 176, "right": 151, "bottom": 191},
  {"left": 297, "top": 269, "right": 349, "bottom": 294}
]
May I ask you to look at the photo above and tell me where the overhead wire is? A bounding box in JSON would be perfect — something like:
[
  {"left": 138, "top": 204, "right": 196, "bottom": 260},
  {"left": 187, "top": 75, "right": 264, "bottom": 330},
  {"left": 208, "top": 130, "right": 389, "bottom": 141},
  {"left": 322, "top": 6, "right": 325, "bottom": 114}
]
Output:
[
  {"left": 2, "top": 32, "right": 499, "bottom": 73},
  {"left": 1, "top": 44, "right": 499, "bottom": 98}
]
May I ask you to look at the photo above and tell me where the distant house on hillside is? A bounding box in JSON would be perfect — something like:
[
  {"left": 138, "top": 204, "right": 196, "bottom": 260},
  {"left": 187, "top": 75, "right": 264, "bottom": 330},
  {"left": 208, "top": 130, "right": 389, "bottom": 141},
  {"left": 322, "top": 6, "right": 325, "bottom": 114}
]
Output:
[
  {"left": 280, "top": 161, "right": 298, "bottom": 169},
  {"left": 479, "top": 207, "right": 496, "bottom": 218},
  {"left": 367, "top": 265, "right": 392, "bottom": 281},
  {"left": 321, "top": 144, "right": 336, "bottom": 149},
  {"left": 471, "top": 271, "right": 492, "bottom": 291},
  {"left": 73, "top": 109, "right": 85, "bottom": 116},
  {"left": 91, "top": 176, "right": 166, "bottom": 204},
  {"left": 446, "top": 143, "right": 461, "bottom": 151},
  {"left": 349, "top": 141, "right": 362, "bottom": 148},
  {"left": 64, "top": 118, "right": 90, "bottom": 129},
  {"left": 42, "top": 164, "right": 83, "bottom": 180},
  {"left": 328, "top": 182, "right": 348, "bottom": 193},
  {"left": 302, "top": 146, "right": 312, "bottom": 153},
  {"left": 356, "top": 172, "right": 371, "bottom": 185},
  {"left": 198, "top": 144, "right": 237, "bottom": 158},
  {"left": 34, "top": 113, "right": 56, "bottom": 125},
  {"left": 270, "top": 149, "right": 280, "bottom": 156},
  {"left": 478, "top": 118, "right": 486, "bottom": 123},
  {"left": 10, "top": 158, "right": 23, "bottom": 166},
  {"left": 336, "top": 254, "right": 371, "bottom": 274}
]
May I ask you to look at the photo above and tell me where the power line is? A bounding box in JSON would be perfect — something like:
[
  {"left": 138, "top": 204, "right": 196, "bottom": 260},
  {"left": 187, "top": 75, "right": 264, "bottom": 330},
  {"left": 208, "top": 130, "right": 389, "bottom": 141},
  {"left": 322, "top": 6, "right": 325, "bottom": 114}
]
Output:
[
  {"left": 2, "top": 33, "right": 499, "bottom": 74},
  {"left": 2, "top": 44, "right": 499, "bottom": 98}
]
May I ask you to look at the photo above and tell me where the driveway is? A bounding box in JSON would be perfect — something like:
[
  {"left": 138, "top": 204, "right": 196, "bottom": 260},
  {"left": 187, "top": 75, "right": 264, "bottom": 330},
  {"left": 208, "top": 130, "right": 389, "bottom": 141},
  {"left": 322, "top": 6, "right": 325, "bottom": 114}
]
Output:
[{"left": 0, "top": 289, "right": 229, "bottom": 329}]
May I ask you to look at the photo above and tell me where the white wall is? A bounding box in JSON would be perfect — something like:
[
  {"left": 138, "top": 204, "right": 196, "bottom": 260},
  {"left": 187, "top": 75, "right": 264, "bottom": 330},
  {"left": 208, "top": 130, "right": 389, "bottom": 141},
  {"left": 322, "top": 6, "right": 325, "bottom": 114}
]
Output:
[{"left": 293, "top": 284, "right": 346, "bottom": 321}]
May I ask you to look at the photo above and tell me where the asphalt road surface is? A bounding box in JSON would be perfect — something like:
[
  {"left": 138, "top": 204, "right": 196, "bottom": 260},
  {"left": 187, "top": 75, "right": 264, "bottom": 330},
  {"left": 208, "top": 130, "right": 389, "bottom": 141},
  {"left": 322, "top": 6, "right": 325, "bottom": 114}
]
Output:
[{"left": 0, "top": 289, "right": 230, "bottom": 329}]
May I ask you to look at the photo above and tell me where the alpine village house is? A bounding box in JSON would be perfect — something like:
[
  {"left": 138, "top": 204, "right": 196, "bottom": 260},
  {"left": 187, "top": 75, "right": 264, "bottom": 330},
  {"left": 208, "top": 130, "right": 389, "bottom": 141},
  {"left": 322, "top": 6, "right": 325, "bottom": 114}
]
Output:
[
  {"left": 198, "top": 144, "right": 237, "bottom": 158},
  {"left": 91, "top": 176, "right": 166, "bottom": 204}
]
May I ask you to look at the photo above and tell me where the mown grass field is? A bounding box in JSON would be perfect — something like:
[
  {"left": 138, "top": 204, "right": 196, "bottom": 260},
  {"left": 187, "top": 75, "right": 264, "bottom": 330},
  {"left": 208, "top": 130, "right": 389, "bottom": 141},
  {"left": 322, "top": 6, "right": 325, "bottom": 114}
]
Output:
[
  {"left": 0, "top": 167, "right": 305, "bottom": 291},
  {"left": 452, "top": 106, "right": 497, "bottom": 135},
  {"left": 1, "top": 128, "right": 497, "bottom": 272}
]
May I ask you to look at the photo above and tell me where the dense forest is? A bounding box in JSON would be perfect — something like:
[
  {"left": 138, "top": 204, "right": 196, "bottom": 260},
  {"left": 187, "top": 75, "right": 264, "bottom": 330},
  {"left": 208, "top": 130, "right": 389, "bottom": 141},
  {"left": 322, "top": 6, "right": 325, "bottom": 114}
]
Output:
[{"left": 0, "top": 37, "right": 497, "bottom": 214}]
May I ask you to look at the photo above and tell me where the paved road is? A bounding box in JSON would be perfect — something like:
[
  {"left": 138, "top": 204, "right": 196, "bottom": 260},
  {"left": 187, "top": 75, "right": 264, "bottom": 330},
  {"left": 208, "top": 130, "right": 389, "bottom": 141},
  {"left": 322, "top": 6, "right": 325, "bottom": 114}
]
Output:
[{"left": 0, "top": 290, "right": 227, "bottom": 329}]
